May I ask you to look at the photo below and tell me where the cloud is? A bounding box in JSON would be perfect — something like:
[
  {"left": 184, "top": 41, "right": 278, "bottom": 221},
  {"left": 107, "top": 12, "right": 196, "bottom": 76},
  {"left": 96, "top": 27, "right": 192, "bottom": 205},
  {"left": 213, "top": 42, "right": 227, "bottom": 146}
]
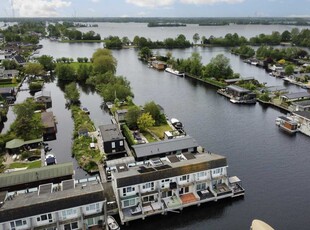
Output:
[
  {"left": 12, "top": 0, "right": 71, "bottom": 17},
  {"left": 90, "top": 0, "right": 100, "bottom": 3},
  {"left": 180, "top": 0, "right": 244, "bottom": 4},
  {"left": 126, "top": 0, "right": 175, "bottom": 8}
]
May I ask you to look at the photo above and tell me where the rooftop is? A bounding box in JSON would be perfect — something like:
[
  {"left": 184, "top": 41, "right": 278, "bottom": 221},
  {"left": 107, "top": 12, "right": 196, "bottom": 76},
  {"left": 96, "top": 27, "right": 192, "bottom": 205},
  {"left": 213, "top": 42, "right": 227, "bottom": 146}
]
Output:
[
  {"left": 293, "top": 111, "right": 310, "bottom": 120},
  {"left": 132, "top": 135, "right": 199, "bottom": 158},
  {"left": 41, "top": 111, "right": 55, "bottom": 128},
  {"left": 34, "top": 90, "right": 51, "bottom": 99},
  {"left": 113, "top": 152, "right": 227, "bottom": 187},
  {"left": 99, "top": 124, "right": 124, "bottom": 142},
  {"left": 282, "top": 92, "right": 310, "bottom": 100},
  {"left": 226, "top": 85, "right": 251, "bottom": 93},
  {"left": 0, "top": 179, "right": 104, "bottom": 222},
  {"left": 292, "top": 100, "right": 310, "bottom": 107}
]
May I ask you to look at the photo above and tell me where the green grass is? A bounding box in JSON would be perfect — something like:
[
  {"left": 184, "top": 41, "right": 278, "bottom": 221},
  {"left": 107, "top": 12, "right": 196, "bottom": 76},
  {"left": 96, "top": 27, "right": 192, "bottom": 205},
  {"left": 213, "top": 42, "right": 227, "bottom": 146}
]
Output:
[
  {"left": 142, "top": 131, "right": 157, "bottom": 143},
  {"left": 8, "top": 160, "right": 41, "bottom": 169},
  {"left": 149, "top": 124, "right": 173, "bottom": 139},
  {"left": 64, "top": 62, "right": 93, "bottom": 71},
  {"left": 0, "top": 83, "right": 19, "bottom": 88}
]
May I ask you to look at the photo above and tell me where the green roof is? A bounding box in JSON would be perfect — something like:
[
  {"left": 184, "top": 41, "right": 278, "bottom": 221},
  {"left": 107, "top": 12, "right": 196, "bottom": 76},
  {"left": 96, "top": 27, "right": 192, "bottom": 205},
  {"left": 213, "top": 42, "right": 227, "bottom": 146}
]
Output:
[
  {"left": 0, "top": 163, "right": 74, "bottom": 189},
  {"left": 5, "top": 137, "right": 43, "bottom": 149}
]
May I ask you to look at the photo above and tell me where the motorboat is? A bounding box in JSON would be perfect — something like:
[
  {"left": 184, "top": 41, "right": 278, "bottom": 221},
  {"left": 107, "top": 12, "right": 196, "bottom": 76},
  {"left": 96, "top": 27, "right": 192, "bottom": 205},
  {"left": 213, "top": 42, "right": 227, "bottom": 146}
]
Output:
[
  {"left": 251, "top": 219, "right": 274, "bottom": 230},
  {"left": 107, "top": 215, "right": 120, "bottom": 230},
  {"left": 45, "top": 153, "right": 57, "bottom": 166},
  {"left": 165, "top": 67, "right": 184, "bottom": 77}
]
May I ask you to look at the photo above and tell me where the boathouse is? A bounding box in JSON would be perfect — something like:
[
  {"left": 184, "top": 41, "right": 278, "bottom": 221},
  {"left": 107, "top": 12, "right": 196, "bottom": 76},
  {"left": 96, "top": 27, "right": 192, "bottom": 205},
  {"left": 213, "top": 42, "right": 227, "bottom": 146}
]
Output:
[
  {"left": 132, "top": 135, "right": 199, "bottom": 161},
  {"left": 225, "top": 85, "right": 256, "bottom": 100},
  {"left": 34, "top": 90, "right": 52, "bottom": 108},
  {"left": 99, "top": 124, "right": 126, "bottom": 159},
  {"left": 111, "top": 152, "right": 244, "bottom": 225}
]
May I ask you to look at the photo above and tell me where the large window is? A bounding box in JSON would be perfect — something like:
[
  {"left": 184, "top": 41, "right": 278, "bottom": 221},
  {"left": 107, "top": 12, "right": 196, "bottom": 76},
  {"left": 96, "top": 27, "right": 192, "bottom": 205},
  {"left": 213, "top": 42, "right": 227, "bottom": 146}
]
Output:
[
  {"left": 123, "top": 198, "right": 136, "bottom": 208},
  {"left": 142, "top": 182, "right": 154, "bottom": 190},
  {"left": 61, "top": 208, "right": 77, "bottom": 219},
  {"left": 37, "top": 213, "right": 53, "bottom": 223},
  {"left": 213, "top": 168, "right": 223, "bottom": 174},
  {"left": 179, "top": 175, "right": 190, "bottom": 182},
  {"left": 197, "top": 171, "right": 207, "bottom": 178},
  {"left": 196, "top": 183, "right": 207, "bottom": 191},
  {"left": 86, "top": 203, "right": 100, "bottom": 212},
  {"left": 10, "top": 219, "right": 27, "bottom": 230},
  {"left": 64, "top": 222, "right": 78, "bottom": 230}
]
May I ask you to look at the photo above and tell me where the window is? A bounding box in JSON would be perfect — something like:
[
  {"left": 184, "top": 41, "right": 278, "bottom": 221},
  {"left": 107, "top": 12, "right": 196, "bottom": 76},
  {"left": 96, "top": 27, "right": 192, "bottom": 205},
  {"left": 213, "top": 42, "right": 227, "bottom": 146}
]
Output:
[
  {"left": 111, "top": 142, "right": 115, "bottom": 148},
  {"left": 180, "top": 175, "right": 189, "bottom": 182},
  {"left": 123, "top": 198, "right": 136, "bottom": 207},
  {"left": 10, "top": 219, "right": 27, "bottom": 230},
  {"left": 143, "top": 182, "right": 154, "bottom": 189},
  {"left": 62, "top": 208, "right": 77, "bottom": 219},
  {"left": 86, "top": 203, "right": 100, "bottom": 212},
  {"left": 213, "top": 168, "right": 223, "bottom": 174},
  {"left": 196, "top": 183, "right": 206, "bottom": 191},
  {"left": 120, "top": 140, "right": 124, "bottom": 146},
  {"left": 64, "top": 222, "right": 78, "bottom": 230},
  {"left": 197, "top": 171, "right": 207, "bottom": 178}
]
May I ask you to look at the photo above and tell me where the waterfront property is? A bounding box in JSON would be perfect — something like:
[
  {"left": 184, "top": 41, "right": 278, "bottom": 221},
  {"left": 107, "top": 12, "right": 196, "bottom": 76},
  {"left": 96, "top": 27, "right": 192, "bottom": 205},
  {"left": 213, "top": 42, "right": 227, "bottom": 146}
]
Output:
[
  {"left": 217, "top": 85, "right": 256, "bottom": 104},
  {"left": 34, "top": 90, "right": 52, "bottom": 108},
  {"left": 115, "top": 109, "right": 128, "bottom": 124},
  {"left": 5, "top": 137, "right": 43, "bottom": 154},
  {"left": 275, "top": 116, "right": 299, "bottom": 134},
  {"left": 290, "top": 100, "right": 310, "bottom": 112},
  {"left": 280, "top": 92, "right": 310, "bottom": 103},
  {"left": 111, "top": 151, "right": 244, "bottom": 225},
  {"left": 0, "top": 162, "right": 74, "bottom": 192},
  {"left": 292, "top": 111, "right": 310, "bottom": 136},
  {"left": 41, "top": 111, "right": 57, "bottom": 141},
  {"left": 0, "top": 68, "right": 19, "bottom": 79},
  {"left": 151, "top": 61, "right": 166, "bottom": 70},
  {"left": 132, "top": 135, "right": 199, "bottom": 161},
  {"left": 99, "top": 124, "right": 126, "bottom": 159},
  {"left": 0, "top": 87, "right": 16, "bottom": 102},
  {"left": 0, "top": 177, "right": 105, "bottom": 230}
]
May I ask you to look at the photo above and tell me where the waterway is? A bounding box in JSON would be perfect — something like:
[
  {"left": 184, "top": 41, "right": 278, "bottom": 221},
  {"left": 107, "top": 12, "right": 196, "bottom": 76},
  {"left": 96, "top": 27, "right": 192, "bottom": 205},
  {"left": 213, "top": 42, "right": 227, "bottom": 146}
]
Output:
[{"left": 2, "top": 23, "right": 310, "bottom": 229}]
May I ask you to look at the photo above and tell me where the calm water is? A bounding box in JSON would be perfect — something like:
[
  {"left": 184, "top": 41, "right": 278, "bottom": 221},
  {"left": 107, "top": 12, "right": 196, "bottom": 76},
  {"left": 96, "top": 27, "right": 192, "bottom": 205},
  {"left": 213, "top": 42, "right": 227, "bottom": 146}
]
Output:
[{"left": 2, "top": 24, "right": 310, "bottom": 229}]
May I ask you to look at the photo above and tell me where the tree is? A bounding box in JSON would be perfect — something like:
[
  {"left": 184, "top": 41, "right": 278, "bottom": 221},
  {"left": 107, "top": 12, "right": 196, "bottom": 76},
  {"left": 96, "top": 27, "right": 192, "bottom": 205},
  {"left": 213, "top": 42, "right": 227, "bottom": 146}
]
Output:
[
  {"left": 143, "top": 101, "right": 162, "bottom": 126},
  {"left": 203, "top": 54, "right": 233, "bottom": 80},
  {"left": 137, "top": 112, "right": 155, "bottom": 131},
  {"left": 77, "top": 64, "right": 91, "bottom": 81},
  {"left": 285, "top": 65, "right": 294, "bottom": 76},
  {"left": 24, "top": 63, "right": 44, "bottom": 76},
  {"left": 93, "top": 55, "right": 117, "bottom": 74},
  {"left": 193, "top": 33, "right": 200, "bottom": 44},
  {"left": 125, "top": 106, "right": 141, "bottom": 129},
  {"left": 64, "top": 82, "right": 80, "bottom": 104},
  {"left": 92, "top": 48, "right": 113, "bottom": 61},
  {"left": 2, "top": 59, "right": 18, "bottom": 70},
  {"left": 139, "top": 47, "right": 153, "bottom": 60},
  {"left": 11, "top": 98, "right": 43, "bottom": 140},
  {"left": 37, "top": 55, "right": 55, "bottom": 71},
  {"left": 55, "top": 64, "right": 76, "bottom": 81}
]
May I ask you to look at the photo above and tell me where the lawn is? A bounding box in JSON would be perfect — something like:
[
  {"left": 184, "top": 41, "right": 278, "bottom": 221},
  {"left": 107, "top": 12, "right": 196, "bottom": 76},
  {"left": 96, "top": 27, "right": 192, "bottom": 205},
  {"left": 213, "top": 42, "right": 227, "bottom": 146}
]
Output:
[
  {"left": 142, "top": 131, "right": 157, "bottom": 143},
  {"left": 8, "top": 160, "right": 41, "bottom": 169},
  {"left": 149, "top": 124, "right": 173, "bottom": 140}
]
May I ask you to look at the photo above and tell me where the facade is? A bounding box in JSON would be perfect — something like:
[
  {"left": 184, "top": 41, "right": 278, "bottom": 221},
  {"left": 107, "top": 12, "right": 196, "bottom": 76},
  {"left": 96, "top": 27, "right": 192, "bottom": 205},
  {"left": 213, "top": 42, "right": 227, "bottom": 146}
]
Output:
[
  {"left": 281, "top": 92, "right": 310, "bottom": 103},
  {"left": 99, "top": 124, "right": 126, "bottom": 159},
  {"left": 151, "top": 61, "right": 166, "bottom": 70},
  {"left": 0, "top": 68, "right": 19, "bottom": 79},
  {"left": 0, "top": 177, "right": 105, "bottom": 230},
  {"left": 34, "top": 90, "right": 52, "bottom": 108},
  {"left": 290, "top": 100, "right": 310, "bottom": 111},
  {"left": 111, "top": 152, "right": 244, "bottom": 225}
]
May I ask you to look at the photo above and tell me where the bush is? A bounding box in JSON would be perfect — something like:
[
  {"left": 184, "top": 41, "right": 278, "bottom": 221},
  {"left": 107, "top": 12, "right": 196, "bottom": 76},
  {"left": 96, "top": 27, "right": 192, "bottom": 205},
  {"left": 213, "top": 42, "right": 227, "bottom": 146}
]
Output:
[{"left": 121, "top": 124, "right": 135, "bottom": 146}]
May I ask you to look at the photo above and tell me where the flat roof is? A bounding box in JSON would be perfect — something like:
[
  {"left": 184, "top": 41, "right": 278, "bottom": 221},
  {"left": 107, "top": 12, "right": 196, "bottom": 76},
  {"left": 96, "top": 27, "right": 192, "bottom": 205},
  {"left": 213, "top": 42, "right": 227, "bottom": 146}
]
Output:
[
  {"left": 282, "top": 92, "right": 310, "bottom": 100},
  {"left": 0, "top": 181, "right": 104, "bottom": 222},
  {"left": 114, "top": 152, "right": 227, "bottom": 187},
  {"left": 293, "top": 111, "right": 310, "bottom": 120},
  {"left": 226, "top": 85, "right": 251, "bottom": 93},
  {"left": 0, "top": 163, "right": 74, "bottom": 189},
  {"left": 292, "top": 100, "right": 310, "bottom": 107},
  {"left": 41, "top": 111, "right": 55, "bottom": 128},
  {"left": 132, "top": 136, "right": 199, "bottom": 158},
  {"left": 99, "top": 124, "right": 124, "bottom": 142}
]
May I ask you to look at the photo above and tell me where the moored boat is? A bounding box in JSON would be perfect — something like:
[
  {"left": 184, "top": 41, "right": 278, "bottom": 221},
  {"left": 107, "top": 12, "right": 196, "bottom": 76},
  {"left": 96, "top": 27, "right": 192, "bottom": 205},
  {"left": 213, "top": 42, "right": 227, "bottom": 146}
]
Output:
[
  {"left": 45, "top": 153, "right": 57, "bottom": 166},
  {"left": 107, "top": 215, "right": 120, "bottom": 230},
  {"left": 251, "top": 219, "right": 274, "bottom": 230},
  {"left": 170, "top": 118, "right": 184, "bottom": 130},
  {"left": 165, "top": 67, "right": 184, "bottom": 77},
  {"left": 276, "top": 115, "right": 299, "bottom": 134}
]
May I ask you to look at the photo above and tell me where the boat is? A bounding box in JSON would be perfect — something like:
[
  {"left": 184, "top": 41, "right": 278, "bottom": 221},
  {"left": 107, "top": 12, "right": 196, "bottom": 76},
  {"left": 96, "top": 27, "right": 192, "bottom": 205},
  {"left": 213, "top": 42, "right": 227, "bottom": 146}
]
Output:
[
  {"left": 82, "top": 107, "right": 90, "bottom": 114},
  {"left": 276, "top": 115, "right": 299, "bottom": 134},
  {"left": 170, "top": 118, "right": 184, "bottom": 130},
  {"left": 230, "top": 98, "right": 256, "bottom": 104},
  {"left": 107, "top": 215, "right": 120, "bottom": 230},
  {"left": 165, "top": 67, "right": 184, "bottom": 77},
  {"left": 251, "top": 219, "right": 274, "bottom": 230},
  {"left": 45, "top": 153, "right": 57, "bottom": 166}
]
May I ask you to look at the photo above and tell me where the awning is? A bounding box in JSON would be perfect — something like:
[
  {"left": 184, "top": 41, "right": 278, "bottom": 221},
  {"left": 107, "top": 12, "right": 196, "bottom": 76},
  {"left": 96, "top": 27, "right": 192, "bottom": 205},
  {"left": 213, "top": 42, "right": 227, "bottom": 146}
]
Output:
[{"left": 5, "top": 139, "right": 25, "bottom": 149}]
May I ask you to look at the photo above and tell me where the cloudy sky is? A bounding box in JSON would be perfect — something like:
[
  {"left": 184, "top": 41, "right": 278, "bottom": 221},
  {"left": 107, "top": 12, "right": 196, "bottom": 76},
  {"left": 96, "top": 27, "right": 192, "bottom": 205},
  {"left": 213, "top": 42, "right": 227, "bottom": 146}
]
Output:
[{"left": 1, "top": 0, "right": 309, "bottom": 18}]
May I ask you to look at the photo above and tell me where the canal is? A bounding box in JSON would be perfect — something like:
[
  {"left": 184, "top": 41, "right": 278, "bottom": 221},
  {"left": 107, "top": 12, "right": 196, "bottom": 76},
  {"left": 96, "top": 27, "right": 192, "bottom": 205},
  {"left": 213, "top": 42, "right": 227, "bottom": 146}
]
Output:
[{"left": 1, "top": 23, "right": 310, "bottom": 229}]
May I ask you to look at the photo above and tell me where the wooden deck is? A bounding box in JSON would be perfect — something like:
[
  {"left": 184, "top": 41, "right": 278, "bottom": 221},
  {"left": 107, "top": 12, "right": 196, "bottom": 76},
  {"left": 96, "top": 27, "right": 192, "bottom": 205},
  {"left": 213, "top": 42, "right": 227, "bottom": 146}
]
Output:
[{"left": 180, "top": 193, "right": 198, "bottom": 204}]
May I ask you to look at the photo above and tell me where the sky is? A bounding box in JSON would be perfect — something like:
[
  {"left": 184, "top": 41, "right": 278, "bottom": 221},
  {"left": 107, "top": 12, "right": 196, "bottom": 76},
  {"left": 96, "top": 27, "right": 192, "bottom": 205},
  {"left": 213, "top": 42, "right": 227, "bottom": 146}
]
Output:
[{"left": 0, "top": 0, "right": 310, "bottom": 18}]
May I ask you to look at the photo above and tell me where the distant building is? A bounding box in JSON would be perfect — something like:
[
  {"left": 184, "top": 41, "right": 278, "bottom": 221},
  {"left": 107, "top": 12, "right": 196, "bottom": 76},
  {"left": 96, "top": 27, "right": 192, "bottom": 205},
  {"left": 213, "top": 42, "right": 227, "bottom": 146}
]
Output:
[
  {"left": 115, "top": 109, "right": 128, "bottom": 124},
  {"left": 34, "top": 90, "right": 52, "bottom": 108},
  {"left": 151, "top": 60, "right": 166, "bottom": 70},
  {"left": 99, "top": 124, "right": 126, "bottom": 159},
  {"left": 41, "top": 111, "right": 57, "bottom": 141},
  {"left": 0, "top": 68, "right": 19, "bottom": 79}
]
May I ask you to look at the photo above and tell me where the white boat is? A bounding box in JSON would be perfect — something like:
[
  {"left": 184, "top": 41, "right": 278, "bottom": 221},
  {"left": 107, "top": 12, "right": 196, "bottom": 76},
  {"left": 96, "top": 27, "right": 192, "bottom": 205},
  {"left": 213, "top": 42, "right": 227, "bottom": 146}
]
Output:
[
  {"left": 45, "top": 154, "right": 57, "bottom": 166},
  {"left": 170, "top": 118, "right": 184, "bottom": 130},
  {"left": 165, "top": 67, "right": 184, "bottom": 77},
  {"left": 276, "top": 115, "right": 299, "bottom": 134},
  {"left": 251, "top": 219, "right": 274, "bottom": 230},
  {"left": 107, "top": 215, "right": 120, "bottom": 230}
]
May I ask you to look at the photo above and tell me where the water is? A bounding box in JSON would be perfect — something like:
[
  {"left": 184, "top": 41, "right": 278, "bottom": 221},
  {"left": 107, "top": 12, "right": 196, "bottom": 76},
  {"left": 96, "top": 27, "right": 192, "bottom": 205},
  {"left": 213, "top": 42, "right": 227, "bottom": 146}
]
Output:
[{"left": 2, "top": 23, "right": 310, "bottom": 229}]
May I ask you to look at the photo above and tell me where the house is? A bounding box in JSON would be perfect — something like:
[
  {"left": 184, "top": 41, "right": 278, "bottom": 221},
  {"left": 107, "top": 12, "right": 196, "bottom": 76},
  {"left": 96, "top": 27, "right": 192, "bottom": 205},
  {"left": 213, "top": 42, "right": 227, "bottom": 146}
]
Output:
[
  {"left": 111, "top": 151, "right": 244, "bottom": 225},
  {"left": 99, "top": 124, "right": 126, "bottom": 159},
  {"left": 0, "top": 69, "right": 19, "bottom": 79},
  {"left": 13, "top": 55, "right": 26, "bottom": 66},
  {"left": 280, "top": 92, "right": 310, "bottom": 103},
  {"left": 34, "top": 90, "right": 52, "bottom": 108},
  {"left": 0, "top": 87, "right": 16, "bottom": 102},
  {"left": 132, "top": 135, "right": 199, "bottom": 161},
  {"left": 5, "top": 137, "right": 43, "bottom": 154},
  {"left": 292, "top": 111, "right": 310, "bottom": 136},
  {"left": 151, "top": 60, "right": 166, "bottom": 70},
  {"left": 41, "top": 111, "right": 57, "bottom": 141},
  {"left": 290, "top": 100, "right": 310, "bottom": 111},
  {"left": 0, "top": 162, "right": 74, "bottom": 192},
  {"left": 0, "top": 176, "right": 105, "bottom": 230},
  {"left": 115, "top": 109, "right": 128, "bottom": 123}
]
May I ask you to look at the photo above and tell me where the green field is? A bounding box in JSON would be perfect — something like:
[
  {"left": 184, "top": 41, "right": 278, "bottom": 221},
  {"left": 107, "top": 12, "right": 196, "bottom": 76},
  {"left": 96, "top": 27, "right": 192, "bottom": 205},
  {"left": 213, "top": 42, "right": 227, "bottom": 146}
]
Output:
[{"left": 8, "top": 160, "right": 41, "bottom": 169}]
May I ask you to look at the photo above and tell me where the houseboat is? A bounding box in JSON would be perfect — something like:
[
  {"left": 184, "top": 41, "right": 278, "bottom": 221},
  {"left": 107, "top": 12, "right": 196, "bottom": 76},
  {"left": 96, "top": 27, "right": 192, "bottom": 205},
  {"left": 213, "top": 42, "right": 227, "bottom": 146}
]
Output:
[
  {"left": 217, "top": 85, "right": 256, "bottom": 104},
  {"left": 276, "top": 116, "right": 299, "bottom": 134},
  {"left": 165, "top": 67, "right": 185, "bottom": 77}
]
